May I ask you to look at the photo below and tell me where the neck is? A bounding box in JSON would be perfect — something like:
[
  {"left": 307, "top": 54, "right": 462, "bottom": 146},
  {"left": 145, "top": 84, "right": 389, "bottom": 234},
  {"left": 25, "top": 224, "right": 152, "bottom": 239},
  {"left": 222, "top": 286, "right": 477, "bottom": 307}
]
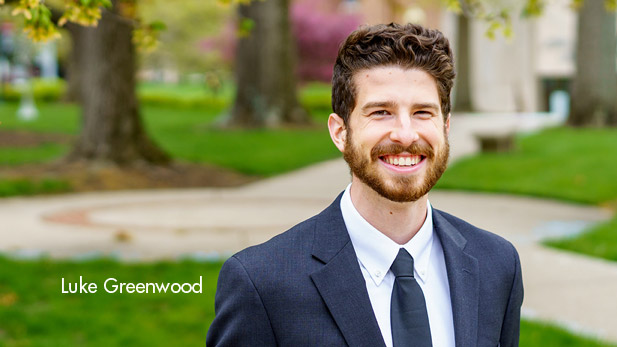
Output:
[{"left": 349, "top": 177, "right": 428, "bottom": 245}]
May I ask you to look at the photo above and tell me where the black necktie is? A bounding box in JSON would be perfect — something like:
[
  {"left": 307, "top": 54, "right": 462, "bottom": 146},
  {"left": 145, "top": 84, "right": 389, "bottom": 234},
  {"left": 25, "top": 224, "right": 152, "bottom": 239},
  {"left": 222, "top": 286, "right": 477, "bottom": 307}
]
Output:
[{"left": 390, "top": 248, "right": 432, "bottom": 347}]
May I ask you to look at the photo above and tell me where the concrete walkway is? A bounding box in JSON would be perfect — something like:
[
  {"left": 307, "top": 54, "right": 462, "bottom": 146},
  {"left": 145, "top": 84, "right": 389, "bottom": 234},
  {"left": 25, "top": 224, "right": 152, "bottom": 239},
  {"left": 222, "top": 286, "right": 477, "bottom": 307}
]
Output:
[{"left": 2, "top": 112, "right": 616, "bottom": 342}]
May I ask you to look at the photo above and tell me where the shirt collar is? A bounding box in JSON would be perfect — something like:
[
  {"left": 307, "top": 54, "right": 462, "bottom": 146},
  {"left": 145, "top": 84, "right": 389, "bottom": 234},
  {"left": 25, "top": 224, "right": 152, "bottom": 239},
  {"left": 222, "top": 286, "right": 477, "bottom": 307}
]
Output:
[{"left": 341, "top": 184, "right": 435, "bottom": 286}]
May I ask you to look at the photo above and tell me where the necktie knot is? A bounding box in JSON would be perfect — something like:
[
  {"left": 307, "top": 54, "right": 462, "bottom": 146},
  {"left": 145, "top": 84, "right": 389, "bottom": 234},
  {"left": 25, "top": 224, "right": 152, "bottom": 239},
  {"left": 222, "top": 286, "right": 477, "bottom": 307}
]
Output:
[{"left": 391, "top": 248, "right": 415, "bottom": 278}]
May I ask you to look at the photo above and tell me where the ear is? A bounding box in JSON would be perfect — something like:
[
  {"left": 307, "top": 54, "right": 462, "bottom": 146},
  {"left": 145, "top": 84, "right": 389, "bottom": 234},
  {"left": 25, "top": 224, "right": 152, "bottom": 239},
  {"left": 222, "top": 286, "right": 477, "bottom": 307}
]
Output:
[
  {"left": 328, "top": 113, "right": 347, "bottom": 153},
  {"left": 444, "top": 113, "right": 451, "bottom": 137}
]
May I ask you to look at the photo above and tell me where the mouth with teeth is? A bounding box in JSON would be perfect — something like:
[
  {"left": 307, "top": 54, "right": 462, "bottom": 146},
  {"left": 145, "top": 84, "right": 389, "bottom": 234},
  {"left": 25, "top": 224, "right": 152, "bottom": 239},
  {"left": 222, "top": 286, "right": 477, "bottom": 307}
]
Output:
[
  {"left": 378, "top": 154, "right": 426, "bottom": 172},
  {"left": 381, "top": 155, "right": 423, "bottom": 166}
]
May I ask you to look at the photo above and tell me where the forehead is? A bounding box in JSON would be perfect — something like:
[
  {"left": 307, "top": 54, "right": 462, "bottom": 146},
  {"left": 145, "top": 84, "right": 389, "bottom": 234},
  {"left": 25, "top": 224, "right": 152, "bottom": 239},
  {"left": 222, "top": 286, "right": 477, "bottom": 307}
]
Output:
[{"left": 351, "top": 66, "right": 440, "bottom": 107}]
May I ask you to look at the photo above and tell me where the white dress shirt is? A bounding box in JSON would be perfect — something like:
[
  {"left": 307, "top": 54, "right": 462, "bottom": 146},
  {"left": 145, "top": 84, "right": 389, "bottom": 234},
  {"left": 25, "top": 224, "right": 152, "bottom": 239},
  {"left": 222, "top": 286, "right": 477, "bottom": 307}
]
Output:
[{"left": 340, "top": 184, "right": 455, "bottom": 347}]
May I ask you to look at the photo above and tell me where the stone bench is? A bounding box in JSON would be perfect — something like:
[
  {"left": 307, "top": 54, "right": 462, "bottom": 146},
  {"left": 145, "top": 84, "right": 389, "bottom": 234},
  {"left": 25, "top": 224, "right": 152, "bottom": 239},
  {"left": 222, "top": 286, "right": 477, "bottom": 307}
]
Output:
[{"left": 473, "top": 130, "right": 516, "bottom": 153}]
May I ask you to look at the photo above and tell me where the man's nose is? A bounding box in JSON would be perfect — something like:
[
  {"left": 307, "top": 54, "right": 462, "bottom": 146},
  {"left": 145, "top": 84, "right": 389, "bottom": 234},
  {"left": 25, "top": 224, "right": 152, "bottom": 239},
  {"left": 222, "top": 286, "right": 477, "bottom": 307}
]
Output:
[{"left": 389, "top": 116, "right": 419, "bottom": 146}]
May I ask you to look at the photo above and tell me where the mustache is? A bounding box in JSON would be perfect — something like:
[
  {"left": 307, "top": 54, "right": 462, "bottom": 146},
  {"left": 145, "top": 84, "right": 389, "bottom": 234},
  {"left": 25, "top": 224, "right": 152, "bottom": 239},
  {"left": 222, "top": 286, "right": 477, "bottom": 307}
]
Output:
[{"left": 371, "top": 142, "right": 435, "bottom": 160}]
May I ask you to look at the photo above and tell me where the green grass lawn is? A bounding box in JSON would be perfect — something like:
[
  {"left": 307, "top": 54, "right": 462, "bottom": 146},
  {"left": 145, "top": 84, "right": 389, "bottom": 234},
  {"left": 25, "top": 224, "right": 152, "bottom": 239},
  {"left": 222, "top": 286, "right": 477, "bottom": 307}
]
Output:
[
  {"left": 437, "top": 126, "right": 617, "bottom": 262},
  {"left": 0, "top": 94, "right": 338, "bottom": 177},
  {"left": 0, "top": 256, "right": 218, "bottom": 346},
  {"left": 0, "top": 102, "right": 79, "bottom": 134},
  {"left": 437, "top": 127, "right": 617, "bottom": 205},
  {"left": 0, "top": 144, "right": 68, "bottom": 166},
  {"left": 0, "top": 256, "right": 614, "bottom": 346},
  {"left": 519, "top": 319, "right": 615, "bottom": 346},
  {"left": 544, "top": 215, "right": 617, "bottom": 262},
  {"left": 142, "top": 106, "right": 337, "bottom": 176}
]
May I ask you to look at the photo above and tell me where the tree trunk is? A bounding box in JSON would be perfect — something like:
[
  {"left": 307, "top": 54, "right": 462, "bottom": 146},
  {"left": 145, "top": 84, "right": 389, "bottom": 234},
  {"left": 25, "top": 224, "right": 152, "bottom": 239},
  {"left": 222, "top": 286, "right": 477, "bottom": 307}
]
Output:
[
  {"left": 453, "top": 14, "right": 474, "bottom": 113},
  {"left": 226, "top": 0, "right": 308, "bottom": 127},
  {"left": 64, "top": 23, "right": 85, "bottom": 103},
  {"left": 568, "top": 0, "right": 617, "bottom": 127},
  {"left": 66, "top": 2, "right": 170, "bottom": 165}
]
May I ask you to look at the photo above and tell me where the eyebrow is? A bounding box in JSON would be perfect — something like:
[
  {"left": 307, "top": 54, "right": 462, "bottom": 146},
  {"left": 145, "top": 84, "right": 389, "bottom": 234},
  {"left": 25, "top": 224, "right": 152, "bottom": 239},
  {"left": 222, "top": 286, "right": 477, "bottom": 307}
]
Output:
[
  {"left": 360, "top": 101, "right": 440, "bottom": 113},
  {"left": 413, "top": 102, "right": 440, "bottom": 112}
]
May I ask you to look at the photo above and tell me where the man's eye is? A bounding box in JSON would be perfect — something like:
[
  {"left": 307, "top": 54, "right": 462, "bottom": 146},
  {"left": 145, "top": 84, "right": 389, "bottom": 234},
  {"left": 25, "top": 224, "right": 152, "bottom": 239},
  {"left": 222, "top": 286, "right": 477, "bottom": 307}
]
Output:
[
  {"left": 415, "top": 111, "right": 433, "bottom": 118},
  {"left": 371, "top": 110, "right": 390, "bottom": 116}
]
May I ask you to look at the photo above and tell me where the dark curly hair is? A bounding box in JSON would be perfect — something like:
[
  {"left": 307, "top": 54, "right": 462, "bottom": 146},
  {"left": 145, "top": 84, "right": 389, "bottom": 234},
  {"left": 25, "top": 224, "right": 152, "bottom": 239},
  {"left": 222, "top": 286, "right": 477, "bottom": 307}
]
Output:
[{"left": 331, "top": 23, "right": 455, "bottom": 124}]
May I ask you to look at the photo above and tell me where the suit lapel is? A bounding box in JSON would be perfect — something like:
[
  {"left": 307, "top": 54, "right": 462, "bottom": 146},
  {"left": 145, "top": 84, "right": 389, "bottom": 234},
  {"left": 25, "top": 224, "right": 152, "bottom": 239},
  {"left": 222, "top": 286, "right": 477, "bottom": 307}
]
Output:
[
  {"left": 310, "top": 195, "right": 386, "bottom": 347},
  {"left": 433, "top": 209, "right": 479, "bottom": 347}
]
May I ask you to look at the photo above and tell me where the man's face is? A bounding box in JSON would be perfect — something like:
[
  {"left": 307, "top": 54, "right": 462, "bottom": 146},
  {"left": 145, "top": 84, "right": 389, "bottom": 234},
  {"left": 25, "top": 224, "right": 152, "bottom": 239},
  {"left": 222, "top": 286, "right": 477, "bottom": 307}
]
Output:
[{"left": 332, "top": 66, "right": 450, "bottom": 203}]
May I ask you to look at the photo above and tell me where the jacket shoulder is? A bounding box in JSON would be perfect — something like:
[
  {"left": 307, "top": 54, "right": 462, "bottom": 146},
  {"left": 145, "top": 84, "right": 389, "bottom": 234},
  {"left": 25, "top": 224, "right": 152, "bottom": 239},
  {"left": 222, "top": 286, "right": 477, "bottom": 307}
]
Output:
[
  {"left": 434, "top": 208, "right": 517, "bottom": 252},
  {"left": 233, "top": 212, "right": 319, "bottom": 263}
]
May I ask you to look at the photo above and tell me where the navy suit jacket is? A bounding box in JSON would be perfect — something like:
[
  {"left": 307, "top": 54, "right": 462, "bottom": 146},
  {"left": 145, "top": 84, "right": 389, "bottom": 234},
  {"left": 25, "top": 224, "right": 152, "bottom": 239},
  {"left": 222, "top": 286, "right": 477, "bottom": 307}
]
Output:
[{"left": 207, "top": 194, "right": 523, "bottom": 346}]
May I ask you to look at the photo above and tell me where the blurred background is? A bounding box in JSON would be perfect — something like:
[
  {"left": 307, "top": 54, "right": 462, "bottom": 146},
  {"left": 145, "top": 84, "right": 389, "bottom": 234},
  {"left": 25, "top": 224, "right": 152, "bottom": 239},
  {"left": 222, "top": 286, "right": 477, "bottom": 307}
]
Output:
[{"left": 0, "top": 0, "right": 616, "bottom": 345}]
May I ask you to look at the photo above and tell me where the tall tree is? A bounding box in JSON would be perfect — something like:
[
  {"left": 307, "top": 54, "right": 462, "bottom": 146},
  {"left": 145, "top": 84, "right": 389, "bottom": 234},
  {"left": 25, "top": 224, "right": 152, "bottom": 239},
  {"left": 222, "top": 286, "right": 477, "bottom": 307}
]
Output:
[
  {"left": 225, "top": 0, "right": 308, "bottom": 127},
  {"left": 568, "top": 0, "right": 617, "bottom": 127},
  {"left": 65, "top": 1, "right": 169, "bottom": 164},
  {"left": 2, "top": 0, "right": 170, "bottom": 165}
]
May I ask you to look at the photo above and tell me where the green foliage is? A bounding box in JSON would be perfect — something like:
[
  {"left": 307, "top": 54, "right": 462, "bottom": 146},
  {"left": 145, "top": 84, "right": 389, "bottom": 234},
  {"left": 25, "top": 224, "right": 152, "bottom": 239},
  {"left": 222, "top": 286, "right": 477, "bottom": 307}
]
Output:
[
  {"left": 444, "top": 0, "right": 462, "bottom": 13},
  {"left": 132, "top": 20, "right": 167, "bottom": 52},
  {"left": 485, "top": 15, "right": 511, "bottom": 40},
  {"left": 1, "top": 78, "right": 67, "bottom": 103},
  {"left": 138, "top": 0, "right": 232, "bottom": 76},
  {"left": 237, "top": 17, "right": 255, "bottom": 37},
  {"left": 57, "top": 0, "right": 111, "bottom": 27},
  {"left": 452, "top": 0, "right": 608, "bottom": 39},
  {"left": 571, "top": 0, "right": 584, "bottom": 10},
  {"left": 137, "top": 82, "right": 232, "bottom": 109},
  {"left": 568, "top": 0, "right": 617, "bottom": 10},
  {"left": 298, "top": 82, "right": 332, "bottom": 119},
  {"left": 5, "top": 0, "right": 110, "bottom": 42},
  {"left": 454, "top": 0, "right": 516, "bottom": 38},
  {"left": 522, "top": 0, "right": 545, "bottom": 17},
  {"left": 1, "top": 0, "right": 164, "bottom": 52},
  {"left": 10, "top": 0, "right": 60, "bottom": 41}
]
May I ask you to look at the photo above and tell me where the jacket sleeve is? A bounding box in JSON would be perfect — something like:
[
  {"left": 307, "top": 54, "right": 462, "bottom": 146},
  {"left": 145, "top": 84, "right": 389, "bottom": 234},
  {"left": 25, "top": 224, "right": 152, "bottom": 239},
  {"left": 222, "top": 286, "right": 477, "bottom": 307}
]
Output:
[
  {"left": 499, "top": 244, "right": 524, "bottom": 347},
  {"left": 206, "top": 255, "right": 277, "bottom": 346}
]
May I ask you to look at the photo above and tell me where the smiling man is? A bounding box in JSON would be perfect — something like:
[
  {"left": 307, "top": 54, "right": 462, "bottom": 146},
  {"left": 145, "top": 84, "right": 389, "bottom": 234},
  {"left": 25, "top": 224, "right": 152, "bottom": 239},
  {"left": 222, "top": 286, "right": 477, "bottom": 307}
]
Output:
[{"left": 207, "top": 23, "right": 523, "bottom": 347}]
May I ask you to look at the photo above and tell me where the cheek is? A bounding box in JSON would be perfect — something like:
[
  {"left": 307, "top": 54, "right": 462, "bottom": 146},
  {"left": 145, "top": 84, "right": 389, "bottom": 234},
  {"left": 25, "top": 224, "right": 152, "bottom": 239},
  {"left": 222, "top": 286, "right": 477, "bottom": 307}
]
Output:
[{"left": 421, "top": 121, "right": 447, "bottom": 142}]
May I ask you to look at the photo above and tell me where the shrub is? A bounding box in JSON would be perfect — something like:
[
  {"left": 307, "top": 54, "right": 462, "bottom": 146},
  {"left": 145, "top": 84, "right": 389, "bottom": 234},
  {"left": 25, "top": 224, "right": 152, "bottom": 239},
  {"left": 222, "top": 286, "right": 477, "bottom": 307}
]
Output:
[
  {"left": 292, "top": 0, "right": 361, "bottom": 83},
  {"left": 2, "top": 78, "right": 66, "bottom": 102}
]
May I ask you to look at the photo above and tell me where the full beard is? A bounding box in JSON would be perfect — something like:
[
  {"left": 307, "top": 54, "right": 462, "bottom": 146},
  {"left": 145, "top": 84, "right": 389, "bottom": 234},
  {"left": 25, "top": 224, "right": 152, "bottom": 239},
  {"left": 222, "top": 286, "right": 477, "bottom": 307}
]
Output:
[{"left": 343, "top": 129, "right": 450, "bottom": 203}]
